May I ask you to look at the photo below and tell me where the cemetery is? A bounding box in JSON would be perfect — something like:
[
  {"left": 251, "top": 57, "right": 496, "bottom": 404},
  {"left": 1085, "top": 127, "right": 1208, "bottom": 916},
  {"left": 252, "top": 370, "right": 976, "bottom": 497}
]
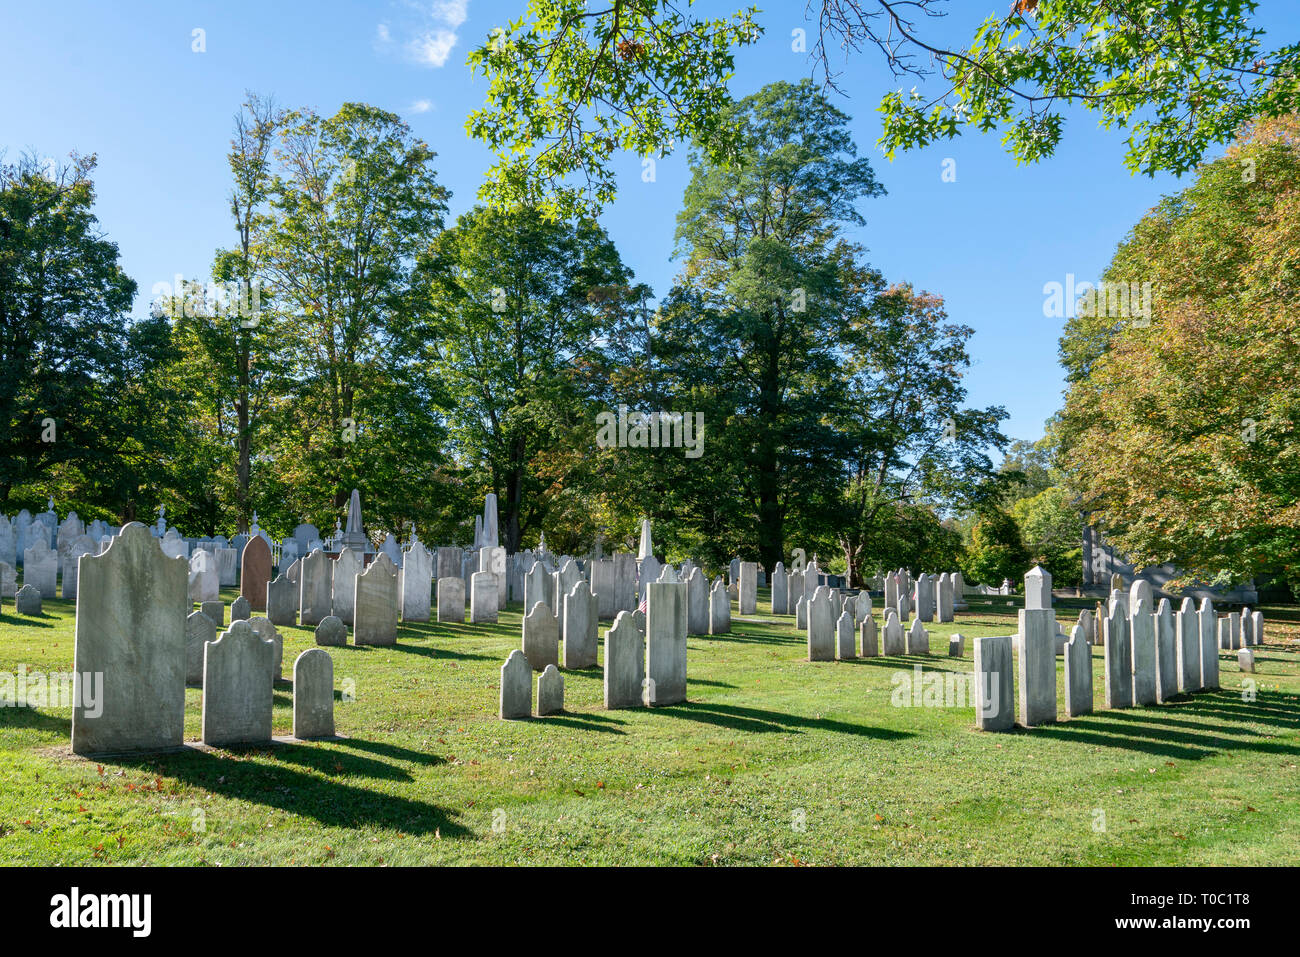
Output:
[
  {"left": 2, "top": 2, "right": 1298, "bottom": 890},
  {"left": 0, "top": 494, "right": 1295, "bottom": 866}
]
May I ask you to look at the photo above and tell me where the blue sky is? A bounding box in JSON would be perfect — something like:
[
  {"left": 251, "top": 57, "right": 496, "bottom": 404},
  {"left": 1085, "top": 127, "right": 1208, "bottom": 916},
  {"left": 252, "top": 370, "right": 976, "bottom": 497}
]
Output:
[{"left": 3, "top": 1, "right": 1287, "bottom": 449}]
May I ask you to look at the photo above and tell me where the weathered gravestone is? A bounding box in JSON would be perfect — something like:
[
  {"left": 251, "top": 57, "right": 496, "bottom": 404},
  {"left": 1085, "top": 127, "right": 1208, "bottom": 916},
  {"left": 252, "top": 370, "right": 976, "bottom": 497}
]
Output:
[
  {"left": 522, "top": 601, "right": 560, "bottom": 671},
  {"left": 315, "top": 615, "right": 347, "bottom": 647},
  {"left": 737, "top": 561, "right": 758, "bottom": 615},
  {"left": 239, "top": 536, "right": 272, "bottom": 613},
  {"left": 645, "top": 580, "right": 687, "bottom": 705},
  {"left": 299, "top": 549, "right": 333, "bottom": 626},
  {"left": 806, "top": 586, "right": 836, "bottom": 662},
  {"left": 1176, "top": 597, "right": 1201, "bottom": 693},
  {"left": 536, "top": 663, "right": 564, "bottom": 716},
  {"left": 948, "top": 633, "right": 965, "bottom": 657},
  {"left": 62, "top": 540, "right": 94, "bottom": 600},
  {"left": 1018, "top": 606, "right": 1057, "bottom": 726},
  {"left": 553, "top": 558, "right": 583, "bottom": 613},
  {"left": 72, "top": 524, "right": 187, "bottom": 755},
  {"left": 771, "top": 562, "right": 788, "bottom": 615},
  {"left": 293, "top": 648, "right": 335, "bottom": 739},
  {"left": 684, "top": 567, "right": 710, "bottom": 636},
  {"left": 854, "top": 591, "right": 872, "bottom": 624},
  {"left": 500, "top": 649, "right": 532, "bottom": 719},
  {"left": 906, "top": 618, "right": 931, "bottom": 656},
  {"left": 1238, "top": 647, "right": 1256, "bottom": 673},
  {"left": 401, "top": 542, "right": 433, "bottom": 622},
  {"left": 881, "top": 608, "right": 905, "bottom": 656},
  {"left": 1024, "top": 565, "right": 1052, "bottom": 611},
  {"left": 1130, "top": 597, "right": 1157, "bottom": 706},
  {"left": 23, "top": 538, "right": 57, "bottom": 598},
  {"left": 973, "top": 635, "right": 1015, "bottom": 732},
  {"left": 562, "top": 580, "right": 598, "bottom": 669},
  {"left": 523, "top": 561, "right": 552, "bottom": 616},
  {"left": 15, "top": 583, "right": 42, "bottom": 615},
  {"left": 231, "top": 596, "right": 251, "bottom": 622},
  {"left": 1155, "top": 598, "right": 1178, "bottom": 703},
  {"left": 1103, "top": 602, "right": 1132, "bottom": 709},
  {"left": 1199, "top": 599, "right": 1220, "bottom": 689},
  {"left": 480, "top": 545, "right": 507, "bottom": 607},
  {"left": 860, "top": 615, "right": 879, "bottom": 657},
  {"left": 795, "top": 594, "right": 807, "bottom": 629},
  {"left": 331, "top": 548, "right": 363, "bottom": 625},
  {"left": 915, "top": 573, "right": 934, "bottom": 622},
  {"left": 836, "top": 609, "right": 856, "bottom": 660},
  {"left": 936, "top": 573, "right": 955, "bottom": 623},
  {"left": 215, "top": 547, "right": 238, "bottom": 587},
  {"left": 470, "top": 570, "right": 499, "bottom": 624},
  {"left": 709, "top": 578, "right": 731, "bottom": 635},
  {"left": 266, "top": 573, "right": 298, "bottom": 627},
  {"left": 202, "top": 620, "right": 274, "bottom": 748},
  {"left": 188, "top": 549, "right": 219, "bottom": 603},
  {"left": 604, "top": 611, "right": 645, "bottom": 710},
  {"left": 1064, "top": 623, "right": 1093, "bottom": 717},
  {"left": 0, "top": 561, "right": 16, "bottom": 599},
  {"left": 437, "top": 576, "right": 465, "bottom": 623},
  {"left": 354, "top": 553, "right": 399, "bottom": 646},
  {"left": 185, "top": 610, "right": 217, "bottom": 685},
  {"left": 248, "top": 617, "right": 283, "bottom": 683}
]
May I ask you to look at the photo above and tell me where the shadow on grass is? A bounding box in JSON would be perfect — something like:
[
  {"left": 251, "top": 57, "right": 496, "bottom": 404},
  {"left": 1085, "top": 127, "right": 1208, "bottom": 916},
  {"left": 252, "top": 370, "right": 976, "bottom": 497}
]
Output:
[
  {"left": 0, "top": 706, "right": 69, "bottom": 734},
  {"left": 0, "top": 611, "right": 57, "bottom": 628},
  {"left": 1036, "top": 689, "right": 1300, "bottom": 760},
  {"left": 652, "top": 700, "right": 911, "bottom": 740},
  {"left": 386, "top": 643, "right": 496, "bottom": 663},
  {"left": 116, "top": 743, "right": 469, "bottom": 838},
  {"left": 533, "top": 713, "right": 628, "bottom": 734}
]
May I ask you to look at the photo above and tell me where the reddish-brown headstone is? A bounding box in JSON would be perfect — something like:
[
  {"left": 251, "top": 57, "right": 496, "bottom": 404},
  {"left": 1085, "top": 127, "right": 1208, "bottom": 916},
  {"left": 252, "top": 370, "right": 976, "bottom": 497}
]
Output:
[{"left": 240, "top": 536, "right": 273, "bottom": 612}]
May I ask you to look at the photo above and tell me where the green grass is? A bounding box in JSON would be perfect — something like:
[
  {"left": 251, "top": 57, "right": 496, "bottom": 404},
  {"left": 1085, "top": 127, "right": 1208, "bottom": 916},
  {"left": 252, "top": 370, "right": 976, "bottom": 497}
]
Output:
[{"left": 1, "top": 588, "right": 1297, "bottom": 865}]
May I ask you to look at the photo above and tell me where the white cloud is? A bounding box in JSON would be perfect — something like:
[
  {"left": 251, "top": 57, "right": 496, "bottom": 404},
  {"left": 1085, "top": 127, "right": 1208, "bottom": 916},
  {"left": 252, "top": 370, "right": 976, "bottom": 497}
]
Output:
[
  {"left": 408, "top": 29, "right": 458, "bottom": 67},
  {"left": 432, "top": 1, "right": 469, "bottom": 29},
  {"left": 376, "top": 22, "right": 391, "bottom": 43},
  {"left": 409, "top": 99, "right": 434, "bottom": 114}
]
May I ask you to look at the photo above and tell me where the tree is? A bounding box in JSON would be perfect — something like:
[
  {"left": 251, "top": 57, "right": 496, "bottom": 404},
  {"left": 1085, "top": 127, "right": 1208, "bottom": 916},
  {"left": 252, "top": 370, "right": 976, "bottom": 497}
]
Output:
[
  {"left": 0, "top": 153, "right": 146, "bottom": 513},
  {"left": 423, "top": 206, "right": 633, "bottom": 552},
  {"left": 468, "top": 1, "right": 1300, "bottom": 217},
  {"left": 964, "top": 508, "right": 1029, "bottom": 588},
  {"left": 1057, "top": 114, "right": 1300, "bottom": 587},
  {"left": 835, "top": 283, "right": 1008, "bottom": 585},
  {"left": 1010, "top": 486, "right": 1081, "bottom": 586},
  {"left": 256, "top": 103, "right": 452, "bottom": 534}
]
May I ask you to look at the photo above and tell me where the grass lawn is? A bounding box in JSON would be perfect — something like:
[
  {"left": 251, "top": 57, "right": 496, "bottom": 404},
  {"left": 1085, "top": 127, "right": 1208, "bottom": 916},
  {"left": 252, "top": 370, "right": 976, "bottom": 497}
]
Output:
[{"left": 1, "top": 589, "right": 1297, "bottom": 865}]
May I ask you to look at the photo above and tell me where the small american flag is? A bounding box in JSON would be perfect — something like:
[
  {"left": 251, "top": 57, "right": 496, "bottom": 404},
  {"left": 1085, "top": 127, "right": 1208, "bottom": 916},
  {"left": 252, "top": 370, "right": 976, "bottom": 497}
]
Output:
[{"left": 637, "top": 595, "right": 648, "bottom": 614}]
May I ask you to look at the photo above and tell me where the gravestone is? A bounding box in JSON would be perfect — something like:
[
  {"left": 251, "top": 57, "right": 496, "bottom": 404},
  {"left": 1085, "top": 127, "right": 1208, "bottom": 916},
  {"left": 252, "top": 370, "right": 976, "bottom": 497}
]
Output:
[
  {"left": 380, "top": 533, "right": 401, "bottom": 568},
  {"left": 590, "top": 558, "right": 617, "bottom": 620},
  {"left": 500, "top": 650, "right": 533, "bottom": 719},
  {"left": 1103, "top": 603, "right": 1132, "bottom": 709},
  {"left": 948, "top": 633, "right": 965, "bottom": 657},
  {"left": 860, "top": 616, "right": 879, "bottom": 657},
  {"left": 1251, "top": 610, "right": 1264, "bottom": 647},
  {"left": 266, "top": 573, "right": 298, "bottom": 627},
  {"left": 524, "top": 561, "right": 552, "bottom": 615},
  {"left": 1018, "top": 606, "right": 1057, "bottom": 726},
  {"left": 1198, "top": 599, "right": 1219, "bottom": 689},
  {"left": 400, "top": 542, "right": 432, "bottom": 622},
  {"left": 771, "top": 562, "right": 788, "bottom": 615},
  {"left": 645, "top": 580, "right": 687, "bottom": 705},
  {"left": 331, "top": 548, "right": 363, "bottom": 625},
  {"left": 522, "top": 601, "right": 560, "bottom": 671},
  {"left": 354, "top": 553, "right": 399, "bottom": 646},
  {"left": 160, "top": 528, "right": 189, "bottom": 561},
  {"left": 61, "top": 541, "right": 94, "bottom": 599},
  {"left": 906, "top": 618, "right": 931, "bottom": 656},
  {"left": 231, "top": 596, "right": 251, "bottom": 622},
  {"left": 854, "top": 591, "right": 872, "bottom": 624},
  {"left": 536, "top": 663, "right": 564, "bottom": 716},
  {"left": 1, "top": 561, "right": 17, "bottom": 599},
  {"left": 436, "top": 546, "right": 461, "bottom": 581},
  {"left": 1129, "top": 597, "right": 1157, "bottom": 706},
  {"left": 15, "top": 583, "right": 42, "bottom": 615},
  {"left": 1024, "top": 565, "right": 1052, "bottom": 610},
  {"left": 72, "top": 524, "right": 187, "bottom": 755},
  {"left": 709, "top": 578, "right": 731, "bottom": 635},
  {"left": 936, "top": 573, "right": 955, "bottom": 623},
  {"left": 795, "top": 595, "right": 807, "bottom": 630},
  {"left": 884, "top": 574, "right": 899, "bottom": 614},
  {"left": 835, "top": 609, "right": 856, "bottom": 660},
  {"left": 1155, "top": 598, "right": 1178, "bottom": 703},
  {"left": 562, "top": 580, "right": 598, "bottom": 669},
  {"left": 470, "top": 570, "right": 499, "bottom": 624},
  {"left": 881, "top": 608, "right": 905, "bottom": 656},
  {"left": 737, "top": 561, "right": 757, "bottom": 615},
  {"left": 915, "top": 573, "right": 934, "bottom": 622},
  {"left": 479, "top": 545, "right": 507, "bottom": 607},
  {"left": 806, "top": 586, "right": 836, "bottom": 662},
  {"left": 436, "top": 576, "right": 465, "bottom": 623},
  {"left": 1240, "top": 607, "right": 1254, "bottom": 647},
  {"left": 1064, "top": 623, "right": 1092, "bottom": 717},
  {"left": 293, "top": 649, "right": 335, "bottom": 739},
  {"left": 299, "top": 549, "right": 333, "bottom": 626},
  {"left": 604, "top": 611, "right": 645, "bottom": 709},
  {"left": 215, "top": 547, "right": 238, "bottom": 587},
  {"left": 0, "top": 516, "right": 13, "bottom": 567},
  {"left": 188, "top": 549, "right": 219, "bottom": 603},
  {"left": 684, "top": 567, "right": 710, "bottom": 636},
  {"left": 23, "top": 538, "right": 57, "bottom": 598},
  {"left": 553, "top": 558, "right": 583, "bottom": 612},
  {"left": 1237, "top": 647, "right": 1255, "bottom": 673},
  {"left": 201, "top": 620, "right": 274, "bottom": 748},
  {"left": 615, "top": 553, "right": 639, "bottom": 614},
  {"left": 973, "top": 635, "right": 1015, "bottom": 732},
  {"left": 315, "top": 615, "right": 347, "bottom": 647},
  {"left": 1176, "top": 597, "right": 1200, "bottom": 692},
  {"left": 185, "top": 610, "right": 216, "bottom": 685},
  {"left": 248, "top": 617, "right": 283, "bottom": 683},
  {"left": 240, "top": 535, "right": 272, "bottom": 613}
]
